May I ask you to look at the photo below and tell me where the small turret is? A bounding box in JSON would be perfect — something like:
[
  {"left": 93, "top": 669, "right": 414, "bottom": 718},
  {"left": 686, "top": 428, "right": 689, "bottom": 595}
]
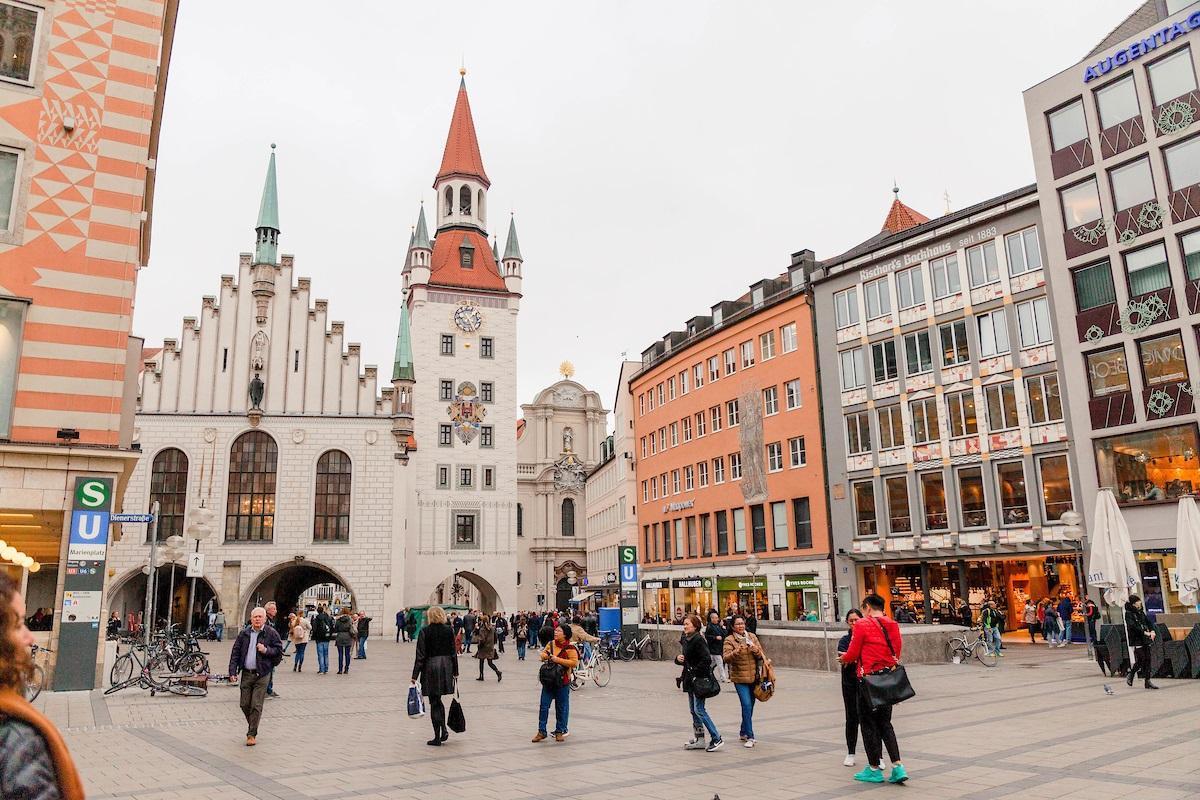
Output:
[
  {"left": 406, "top": 204, "right": 432, "bottom": 290},
  {"left": 391, "top": 295, "right": 416, "bottom": 462},
  {"left": 254, "top": 144, "right": 280, "bottom": 265},
  {"left": 502, "top": 214, "right": 523, "bottom": 295}
]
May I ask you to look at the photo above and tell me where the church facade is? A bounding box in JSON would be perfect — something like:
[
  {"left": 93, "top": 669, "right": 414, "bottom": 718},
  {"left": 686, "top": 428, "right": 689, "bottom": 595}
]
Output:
[
  {"left": 515, "top": 377, "right": 606, "bottom": 610},
  {"left": 108, "top": 147, "right": 412, "bottom": 627},
  {"left": 402, "top": 74, "right": 524, "bottom": 614}
]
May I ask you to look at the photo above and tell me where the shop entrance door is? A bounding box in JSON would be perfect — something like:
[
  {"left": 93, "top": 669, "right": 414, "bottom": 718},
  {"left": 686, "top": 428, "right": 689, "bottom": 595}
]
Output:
[{"left": 1139, "top": 561, "right": 1165, "bottom": 615}]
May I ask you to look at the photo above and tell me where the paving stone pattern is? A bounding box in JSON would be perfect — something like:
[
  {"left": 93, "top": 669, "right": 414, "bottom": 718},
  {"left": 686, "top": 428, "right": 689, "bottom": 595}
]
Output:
[{"left": 35, "top": 637, "right": 1200, "bottom": 800}]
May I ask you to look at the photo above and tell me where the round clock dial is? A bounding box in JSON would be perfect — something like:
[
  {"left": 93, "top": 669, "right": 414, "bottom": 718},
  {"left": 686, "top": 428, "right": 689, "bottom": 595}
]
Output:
[{"left": 453, "top": 303, "right": 483, "bottom": 332}]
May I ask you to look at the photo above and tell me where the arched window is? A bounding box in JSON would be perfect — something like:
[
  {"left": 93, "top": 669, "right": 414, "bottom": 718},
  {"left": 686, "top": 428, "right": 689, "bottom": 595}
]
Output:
[
  {"left": 314, "top": 450, "right": 352, "bottom": 541},
  {"left": 225, "top": 431, "right": 278, "bottom": 541},
  {"left": 149, "top": 448, "right": 188, "bottom": 543},
  {"left": 517, "top": 503, "right": 523, "bottom": 537},
  {"left": 561, "top": 498, "right": 575, "bottom": 536},
  {"left": 444, "top": 186, "right": 454, "bottom": 215},
  {"left": 459, "top": 185, "right": 472, "bottom": 216},
  {"left": 477, "top": 189, "right": 485, "bottom": 223}
]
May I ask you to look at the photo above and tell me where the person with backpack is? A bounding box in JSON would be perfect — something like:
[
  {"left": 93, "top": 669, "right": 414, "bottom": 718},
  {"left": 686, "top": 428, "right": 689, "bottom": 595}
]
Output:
[
  {"left": 311, "top": 605, "right": 333, "bottom": 674},
  {"left": 677, "top": 613, "right": 723, "bottom": 752},
  {"left": 840, "top": 594, "right": 907, "bottom": 785},
  {"left": 228, "top": 606, "right": 283, "bottom": 746},
  {"left": 532, "top": 624, "right": 578, "bottom": 743},
  {"left": 515, "top": 615, "right": 530, "bottom": 661},
  {"left": 980, "top": 600, "right": 1004, "bottom": 657}
]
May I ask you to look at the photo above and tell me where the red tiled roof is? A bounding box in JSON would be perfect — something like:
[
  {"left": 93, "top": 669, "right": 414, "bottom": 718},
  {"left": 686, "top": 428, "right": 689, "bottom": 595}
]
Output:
[
  {"left": 881, "top": 198, "right": 929, "bottom": 234},
  {"left": 429, "top": 228, "right": 507, "bottom": 291},
  {"left": 435, "top": 79, "right": 490, "bottom": 189},
  {"left": 516, "top": 419, "right": 526, "bottom": 439}
]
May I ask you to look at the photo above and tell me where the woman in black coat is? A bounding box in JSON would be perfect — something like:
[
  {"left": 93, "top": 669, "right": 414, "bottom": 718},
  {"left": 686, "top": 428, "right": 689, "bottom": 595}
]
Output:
[
  {"left": 836, "top": 608, "right": 864, "bottom": 767},
  {"left": 411, "top": 606, "right": 460, "bottom": 745},
  {"left": 1124, "top": 595, "right": 1159, "bottom": 690},
  {"left": 675, "top": 613, "right": 723, "bottom": 751}
]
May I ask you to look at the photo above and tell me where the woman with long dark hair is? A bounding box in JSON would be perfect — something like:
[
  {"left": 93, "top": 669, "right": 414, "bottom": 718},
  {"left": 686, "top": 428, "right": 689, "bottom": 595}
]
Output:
[
  {"left": 411, "top": 605, "right": 460, "bottom": 745},
  {"left": 836, "top": 608, "right": 864, "bottom": 767},
  {"left": 0, "top": 572, "right": 85, "bottom": 798},
  {"left": 676, "top": 613, "right": 723, "bottom": 752}
]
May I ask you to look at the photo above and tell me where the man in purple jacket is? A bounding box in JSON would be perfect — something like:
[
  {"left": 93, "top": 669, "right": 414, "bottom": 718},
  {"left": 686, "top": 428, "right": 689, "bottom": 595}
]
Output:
[{"left": 228, "top": 606, "right": 283, "bottom": 746}]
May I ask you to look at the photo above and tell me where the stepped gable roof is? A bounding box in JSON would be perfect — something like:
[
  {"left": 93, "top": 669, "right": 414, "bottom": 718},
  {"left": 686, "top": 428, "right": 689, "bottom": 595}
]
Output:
[{"left": 429, "top": 228, "right": 507, "bottom": 291}]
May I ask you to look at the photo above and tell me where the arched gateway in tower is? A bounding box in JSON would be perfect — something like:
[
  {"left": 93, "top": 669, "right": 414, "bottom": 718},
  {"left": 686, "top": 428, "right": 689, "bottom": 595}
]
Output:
[{"left": 400, "top": 72, "right": 523, "bottom": 612}]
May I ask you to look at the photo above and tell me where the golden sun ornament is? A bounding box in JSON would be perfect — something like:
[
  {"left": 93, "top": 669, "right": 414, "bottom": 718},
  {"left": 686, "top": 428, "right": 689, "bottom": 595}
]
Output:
[{"left": 559, "top": 361, "right": 575, "bottom": 379}]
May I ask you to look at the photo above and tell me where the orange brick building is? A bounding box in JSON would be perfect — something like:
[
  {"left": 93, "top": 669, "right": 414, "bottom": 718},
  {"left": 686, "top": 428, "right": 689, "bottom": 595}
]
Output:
[{"left": 630, "top": 252, "right": 832, "bottom": 623}]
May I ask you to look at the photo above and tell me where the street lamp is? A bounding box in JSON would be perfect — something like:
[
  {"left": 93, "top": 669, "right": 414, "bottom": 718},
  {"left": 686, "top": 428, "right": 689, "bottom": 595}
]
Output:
[
  {"left": 183, "top": 505, "right": 214, "bottom": 634},
  {"left": 163, "top": 534, "right": 184, "bottom": 629},
  {"left": 746, "top": 554, "right": 761, "bottom": 623},
  {"left": 1059, "top": 508, "right": 1093, "bottom": 658}
]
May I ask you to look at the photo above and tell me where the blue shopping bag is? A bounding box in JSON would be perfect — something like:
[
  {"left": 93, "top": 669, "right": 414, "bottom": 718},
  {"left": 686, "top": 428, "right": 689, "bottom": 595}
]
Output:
[{"left": 407, "top": 684, "right": 425, "bottom": 718}]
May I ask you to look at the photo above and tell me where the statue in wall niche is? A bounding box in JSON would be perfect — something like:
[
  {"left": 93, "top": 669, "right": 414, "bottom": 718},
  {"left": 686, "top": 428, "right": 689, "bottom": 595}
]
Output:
[
  {"left": 563, "top": 426, "right": 573, "bottom": 453},
  {"left": 249, "top": 372, "right": 264, "bottom": 410},
  {"left": 251, "top": 330, "right": 269, "bottom": 371}
]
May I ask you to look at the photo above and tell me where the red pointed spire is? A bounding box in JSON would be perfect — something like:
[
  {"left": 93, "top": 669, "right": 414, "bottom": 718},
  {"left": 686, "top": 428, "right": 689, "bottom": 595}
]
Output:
[
  {"left": 880, "top": 184, "right": 929, "bottom": 234},
  {"left": 434, "top": 74, "right": 490, "bottom": 189}
]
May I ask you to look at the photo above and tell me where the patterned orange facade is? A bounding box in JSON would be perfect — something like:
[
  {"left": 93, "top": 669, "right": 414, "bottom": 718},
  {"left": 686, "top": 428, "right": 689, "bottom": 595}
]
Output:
[{"left": 1, "top": 0, "right": 177, "bottom": 446}]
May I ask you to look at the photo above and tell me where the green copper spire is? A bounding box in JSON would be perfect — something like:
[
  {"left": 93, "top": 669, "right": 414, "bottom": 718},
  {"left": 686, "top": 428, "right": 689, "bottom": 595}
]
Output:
[
  {"left": 392, "top": 299, "right": 415, "bottom": 382},
  {"left": 254, "top": 144, "right": 280, "bottom": 264},
  {"left": 492, "top": 236, "right": 499, "bottom": 261},
  {"left": 413, "top": 204, "right": 431, "bottom": 249},
  {"left": 503, "top": 214, "right": 522, "bottom": 261}
]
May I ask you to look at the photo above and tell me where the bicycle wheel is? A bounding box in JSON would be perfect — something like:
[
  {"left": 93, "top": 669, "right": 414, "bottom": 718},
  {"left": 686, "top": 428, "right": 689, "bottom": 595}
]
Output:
[
  {"left": 593, "top": 658, "right": 611, "bottom": 687},
  {"left": 165, "top": 680, "right": 207, "bottom": 697},
  {"left": 25, "top": 664, "right": 44, "bottom": 702},
  {"left": 110, "top": 653, "right": 134, "bottom": 686},
  {"left": 617, "top": 642, "right": 635, "bottom": 662},
  {"left": 973, "top": 642, "right": 998, "bottom": 667},
  {"left": 177, "top": 652, "right": 208, "bottom": 675},
  {"left": 642, "top": 639, "right": 662, "bottom": 661}
]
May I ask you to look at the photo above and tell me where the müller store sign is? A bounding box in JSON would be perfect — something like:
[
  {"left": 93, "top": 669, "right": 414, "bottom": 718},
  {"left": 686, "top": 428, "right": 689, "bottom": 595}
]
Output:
[{"left": 1083, "top": 11, "right": 1200, "bottom": 82}]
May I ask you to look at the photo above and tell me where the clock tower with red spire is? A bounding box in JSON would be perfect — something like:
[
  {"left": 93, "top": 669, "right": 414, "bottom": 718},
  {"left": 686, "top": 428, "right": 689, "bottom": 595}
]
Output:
[{"left": 401, "top": 72, "right": 523, "bottom": 613}]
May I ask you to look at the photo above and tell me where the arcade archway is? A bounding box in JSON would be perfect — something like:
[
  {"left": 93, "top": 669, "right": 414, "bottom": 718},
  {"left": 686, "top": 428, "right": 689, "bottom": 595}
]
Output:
[
  {"left": 429, "top": 571, "right": 503, "bottom": 614},
  {"left": 107, "top": 565, "right": 219, "bottom": 632},
  {"left": 242, "top": 560, "right": 354, "bottom": 623}
]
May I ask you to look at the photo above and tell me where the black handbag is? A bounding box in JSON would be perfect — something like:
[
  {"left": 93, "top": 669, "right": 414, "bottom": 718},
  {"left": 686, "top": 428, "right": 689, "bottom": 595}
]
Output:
[
  {"left": 690, "top": 668, "right": 721, "bottom": 699},
  {"left": 538, "top": 659, "right": 565, "bottom": 689},
  {"left": 860, "top": 618, "right": 915, "bottom": 711},
  {"left": 447, "top": 690, "right": 466, "bottom": 733}
]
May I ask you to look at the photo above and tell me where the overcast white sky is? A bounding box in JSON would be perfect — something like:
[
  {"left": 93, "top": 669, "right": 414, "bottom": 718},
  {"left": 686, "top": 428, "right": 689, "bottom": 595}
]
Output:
[{"left": 136, "top": 0, "right": 1134, "bottom": 420}]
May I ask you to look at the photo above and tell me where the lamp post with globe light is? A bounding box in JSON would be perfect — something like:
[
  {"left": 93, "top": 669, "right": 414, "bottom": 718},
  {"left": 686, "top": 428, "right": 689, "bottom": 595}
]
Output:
[
  {"left": 183, "top": 505, "right": 214, "bottom": 634},
  {"left": 1059, "top": 509, "right": 1092, "bottom": 658},
  {"left": 746, "top": 553, "right": 761, "bottom": 622},
  {"left": 162, "top": 534, "right": 185, "bottom": 629}
]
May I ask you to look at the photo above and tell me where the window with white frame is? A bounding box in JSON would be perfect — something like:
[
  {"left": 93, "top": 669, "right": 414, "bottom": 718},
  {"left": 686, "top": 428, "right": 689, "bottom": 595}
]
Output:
[
  {"left": 670, "top": 422, "right": 679, "bottom": 447},
  {"left": 780, "top": 322, "right": 798, "bottom": 353},
  {"left": 710, "top": 405, "right": 722, "bottom": 432},
  {"left": 695, "top": 411, "right": 706, "bottom": 436},
  {"left": 846, "top": 411, "right": 872, "bottom": 454},
  {"left": 977, "top": 309, "right": 1011, "bottom": 357},
  {"left": 729, "top": 452, "right": 742, "bottom": 479},
  {"left": 1125, "top": 241, "right": 1171, "bottom": 297},
  {"left": 657, "top": 383, "right": 664, "bottom": 405},
  {"left": 759, "top": 330, "right": 776, "bottom": 360},
  {"left": 684, "top": 465, "right": 694, "bottom": 491},
  {"left": 853, "top": 481, "right": 877, "bottom": 536},
  {"left": 1026, "top": 373, "right": 1063, "bottom": 425},
  {"left": 0, "top": 4, "right": 40, "bottom": 85},
  {"left": 723, "top": 348, "right": 737, "bottom": 376},
  {"left": 877, "top": 405, "right": 904, "bottom": 450},
  {"left": 788, "top": 436, "right": 807, "bottom": 467},
  {"left": 698, "top": 460, "right": 709, "bottom": 487},
  {"left": 985, "top": 382, "right": 1019, "bottom": 431},
  {"left": 679, "top": 370, "right": 689, "bottom": 395},
  {"left": 712, "top": 456, "right": 725, "bottom": 483},
  {"left": 1165, "top": 134, "right": 1200, "bottom": 192},
  {"left": 639, "top": 394, "right": 645, "bottom": 416},
  {"left": 642, "top": 480, "right": 648, "bottom": 502},
  {"left": 668, "top": 376, "right": 676, "bottom": 400},
  {"left": 840, "top": 347, "right": 866, "bottom": 390},
  {"left": 682, "top": 416, "right": 692, "bottom": 442},
  {"left": 1048, "top": 98, "right": 1088, "bottom": 151},
  {"left": 871, "top": 339, "right": 898, "bottom": 383},
  {"left": 740, "top": 340, "right": 755, "bottom": 368},
  {"left": 672, "top": 469, "right": 681, "bottom": 494},
  {"left": 649, "top": 434, "right": 657, "bottom": 455},
  {"left": 726, "top": 399, "right": 740, "bottom": 427},
  {"left": 1061, "top": 179, "right": 1103, "bottom": 229},
  {"left": 910, "top": 397, "right": 940, "bottom": 444},
  {"left": 0, "top": 148, "right": 19, "bottom": 232},
  {"left": 966, "top": 240, "right": 1000, "bottom": 287},
  {"left": 1016, "top": 297, "right": 1054, "bottom": 348},
  {"left": 0, "top": 296, "right": 27, "bottom": 436},
  {"left": 651, "top": 476, "right": 658, "bottom": 499},
  {"left": 785, "top": 378, "right": 802, "bottom": 410},
  {"left": 1110, "top": 157, "right": 1155, "bottom": 212},
  {"left": 708, "top": 355, "right": 720, "bottom": 383},
  {"left": 641, "top": 437, "right": 647, "bottom": 459},
  {"left": 1148, "top": 47, "right": 1197, "bottom": 106},
  {"left": 896, "top": 266, "right": 925, "bottom": 309},
  {"left": 658, "top": 427, "right": 666, "bottom": 450},
  {"left": 946, "top": 390, "right": 978, "bottom": 437},
  {"left": 930, "top": 254, "right": 961, "bottom": 298},
  {"left": 864, "top": 277, "right": 891, "bottom": 319},
  {"left": 904, "top": 329, "right": 932, "bottom": 375},
  {"left": 1096, "top": 74, "right": 1140, "bottom": 130},
  {"left": 1005, "top": 227, "right": 1042, "bottom": 276},
  {"left": 766, "top": 441, "right": 783, "bottom": 472},
  {"left": 763, "top": 385, "right": 778, "bottom": 415},
  {"left": 693, "top": 363, "right": 704, "bottom": 388},
  {"left": 940, "top": 320, "right": 970, "bottom": 366},
  {"left": 834, "top": 287, "right": 860, "bottom": 328}
]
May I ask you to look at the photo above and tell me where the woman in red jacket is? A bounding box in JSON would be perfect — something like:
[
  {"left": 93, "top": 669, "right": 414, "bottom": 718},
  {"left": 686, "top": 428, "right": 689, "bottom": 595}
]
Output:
[{"left": 839, "top": 594, "right": 907, "bottom": 786}]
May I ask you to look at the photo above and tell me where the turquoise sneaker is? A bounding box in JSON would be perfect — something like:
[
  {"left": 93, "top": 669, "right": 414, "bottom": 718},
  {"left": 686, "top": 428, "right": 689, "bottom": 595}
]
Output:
[
  {"left": 854, "top": 767, "right": 884, "bottom": 783},
  {"left": 888, "top": 764, "right": 909, "bottom": 784}
]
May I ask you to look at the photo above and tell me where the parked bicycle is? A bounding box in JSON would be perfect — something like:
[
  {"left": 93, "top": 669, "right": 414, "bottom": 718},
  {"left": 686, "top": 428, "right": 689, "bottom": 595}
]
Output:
[
  {"left": 25, "top": 643, "right": 51, "bottom": 701},
  {"left": 105, "top": 639, "right": 206, "bottom": 697},
  {"left": 616, "top": 631, "right": 662, "bottom": 662},
  {"left": 570, "top": 642, "right": 612, "bottom": 689},
  {"left": 948, "top": 627, "right": 998, "bottom": 667}
]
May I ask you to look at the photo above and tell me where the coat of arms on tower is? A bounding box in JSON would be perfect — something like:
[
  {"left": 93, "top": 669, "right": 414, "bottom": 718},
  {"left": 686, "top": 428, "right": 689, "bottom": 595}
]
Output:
[
  {"left": 448, "top": 381, "right": 486, "bottom": 444},
  {"left": 552, "top": 452, "right": 586, "bottom": 491}
]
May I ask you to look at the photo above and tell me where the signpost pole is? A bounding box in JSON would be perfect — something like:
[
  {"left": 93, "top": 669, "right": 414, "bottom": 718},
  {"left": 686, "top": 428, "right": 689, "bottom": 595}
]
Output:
[
  {"left": 184, "top": 540, "right": 199, "bottom": 635},
  {"left": 143, "top": 502, "right": 159, "bottom": 649}
]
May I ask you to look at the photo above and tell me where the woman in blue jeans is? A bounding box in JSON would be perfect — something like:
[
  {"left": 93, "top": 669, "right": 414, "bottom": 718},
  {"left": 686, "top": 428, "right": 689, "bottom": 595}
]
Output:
[
  {"left": 677, "top": 614, "right": 723, "bottom": 752},
  {"left": 722, "top": 615, "right": 766, "bottom": 748},
  {"left": 532, "top": 624, "right": 579, "bottom": 743}
]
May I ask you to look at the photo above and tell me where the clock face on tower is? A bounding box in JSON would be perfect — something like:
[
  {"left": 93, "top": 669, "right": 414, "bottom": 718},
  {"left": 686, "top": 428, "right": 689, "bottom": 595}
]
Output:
[{"left": 453, "top": 303, "right": 483, "bottom": 332}]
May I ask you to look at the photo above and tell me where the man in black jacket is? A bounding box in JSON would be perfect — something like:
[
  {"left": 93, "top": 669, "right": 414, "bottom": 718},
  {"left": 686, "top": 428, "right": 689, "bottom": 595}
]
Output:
[
  {"left": 356, "top": 613, "right": 372, "bottom": 659},
  {"left": 228, "top": 606, "right": 283, "bottom": 746},
  {"left": 463, "top": 611, "right": 477, "bottom": 653},
  {"left": 1124, "top": 595, "right": 1159, "bottom": 690},
  {"left": 311, "top": 605, "right": 334, "bottom": 674}
]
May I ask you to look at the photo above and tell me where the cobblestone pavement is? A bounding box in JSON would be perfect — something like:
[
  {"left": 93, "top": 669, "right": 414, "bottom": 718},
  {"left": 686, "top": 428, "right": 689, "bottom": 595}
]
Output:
[{"left": 34, "top": 635, "right": 1200, "bottom": 800}]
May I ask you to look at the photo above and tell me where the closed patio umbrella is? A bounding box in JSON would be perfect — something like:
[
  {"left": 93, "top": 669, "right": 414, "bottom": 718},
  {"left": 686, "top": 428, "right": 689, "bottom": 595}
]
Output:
[
  {"left": 1087, "top": 488, "right": 1141, "bottom": 660},
  {"left": 1176, "top": 496, "right": 1200, "bottom": 609}
]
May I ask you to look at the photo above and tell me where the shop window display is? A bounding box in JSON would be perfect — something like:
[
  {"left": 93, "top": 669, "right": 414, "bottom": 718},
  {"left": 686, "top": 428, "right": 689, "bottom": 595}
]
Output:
[
  {"left": 1095, "top": 423, "right": 1200, "bottom": 505},
  {"left": 996, "top": 461, "right": 1030, "bottom": 525}
]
